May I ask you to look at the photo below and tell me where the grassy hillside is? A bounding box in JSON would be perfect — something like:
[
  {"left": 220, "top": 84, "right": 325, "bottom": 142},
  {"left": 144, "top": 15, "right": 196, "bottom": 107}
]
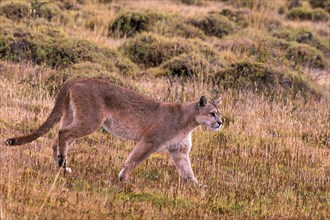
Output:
[{"left": 0, "top": 0, "right": 329, "bottom": 219}]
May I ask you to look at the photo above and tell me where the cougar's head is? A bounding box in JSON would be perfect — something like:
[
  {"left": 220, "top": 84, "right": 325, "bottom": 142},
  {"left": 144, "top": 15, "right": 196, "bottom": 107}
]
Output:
[{"left": 195, "top": 96, "right": 223, "bottom": 131}]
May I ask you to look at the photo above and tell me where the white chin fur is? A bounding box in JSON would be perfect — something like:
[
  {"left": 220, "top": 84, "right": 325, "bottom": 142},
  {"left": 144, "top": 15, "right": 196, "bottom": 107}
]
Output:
[
  {"left": 211, "top": 125, "right": 221, "bottom": 131},
  {"left": 65, "top": 167, "right": 72, "bottom": 173}
]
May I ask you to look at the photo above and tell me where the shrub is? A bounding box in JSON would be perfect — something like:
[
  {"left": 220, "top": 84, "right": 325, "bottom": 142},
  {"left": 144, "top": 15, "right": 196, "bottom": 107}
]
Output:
[
  {"left": 311, "top": 8, "right": 330, "bottom": 21},
  {"left": 213, "top": 60, "right": 315, "bottom": 97},
  {"left": 272, "top": 27, "right": 330, "bottom": 58},
  {"left": 154, "top": 52, "right": 216, "bottom": 78},
  {"left": 162, "top": 22, "right": 206, "bottom": 39},
  {"left": 215, "top": 61, "right": 277, "bottom": 90},
  {"left": 120, "top": 33, "right": 191, "bottom": 67},
  {"left": 188, "top": 38, "right": 220, "bottom": 62},
  {"left": 0, "top": 23, "right": 137, "bottom": 74},
  {"left": 99, "top": 0, "right": 112, "bottom": 3},
  {"left": 188, "top": 12, "right": 235, "bottom": 38},
  {"left": 286, "top": 43, "right": 327, "bottom": 69},
  {"left": 216, "top": 33, "right": 290, "bottom": 65},
  {"left": 241, "top": 0, "right": 255, "bottom": 8},
  {"left": 287, "top": 7, "right": 329, "bottom": 21},
  {"left": 180, "top": 0, "right": 204, "bottom": 6},
  {"left": 0, "top": 2, "right": 29, "bottom": 21},
  {"left": 120, "top": 33, "right": 221, "bottom": 69},
  {"left": 0, "top": 1, "right": 68, "bottom": 22},
  {"left": 308, "top": 0, "right": 330, "bottom": 13},
  {"left": 108, "top": 11, "right": 167, "bottom": 38},
  {"left": 288, "top": 0, "right": 302, "bottom": 9},
  {"left": 287, "top": 7, "right": 312, "bottom": 20}
]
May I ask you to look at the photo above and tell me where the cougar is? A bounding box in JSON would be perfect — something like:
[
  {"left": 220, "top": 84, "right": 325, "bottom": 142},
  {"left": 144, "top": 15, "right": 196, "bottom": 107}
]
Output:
[{"left": 6, "top": 78, "right": 222, "bottom": 184}]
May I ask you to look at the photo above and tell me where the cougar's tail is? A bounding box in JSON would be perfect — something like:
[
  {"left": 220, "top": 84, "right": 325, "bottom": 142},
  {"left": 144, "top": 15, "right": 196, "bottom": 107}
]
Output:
[{"left": 5, "top": 80, "right": 74, "bottom": 146}]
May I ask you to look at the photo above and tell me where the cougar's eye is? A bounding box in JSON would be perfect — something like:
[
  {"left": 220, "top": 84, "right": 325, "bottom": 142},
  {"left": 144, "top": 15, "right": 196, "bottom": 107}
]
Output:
[{"left": 210, "top": 112, "right": 216, "bottom": 117}]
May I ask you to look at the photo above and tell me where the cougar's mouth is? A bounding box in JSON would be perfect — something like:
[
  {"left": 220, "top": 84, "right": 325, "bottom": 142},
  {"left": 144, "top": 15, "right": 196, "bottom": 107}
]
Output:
[
  {"left": 212, "top": 122, "right": 222, "bottom": 130},
  {"left": 212, "top": 125, "right": 220, "bottom": 130}
]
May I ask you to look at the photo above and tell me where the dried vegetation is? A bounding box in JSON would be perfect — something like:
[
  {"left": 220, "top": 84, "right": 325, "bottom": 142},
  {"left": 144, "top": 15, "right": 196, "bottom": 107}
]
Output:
[{"left": 0, "top": 0, "right": 329, "bottom": 219}]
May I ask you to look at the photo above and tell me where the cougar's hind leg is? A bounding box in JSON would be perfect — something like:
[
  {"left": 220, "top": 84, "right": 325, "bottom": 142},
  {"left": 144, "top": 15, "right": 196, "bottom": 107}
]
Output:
[
  {"left": 57, "top": 99, "right": 104, "bottom": 168},
  {"left": 52, "top": 139, "right": 59, "bottom": 163},
  {"left": 57, "top": 118, "right": 103, "bottom": 167},
  {"left": 52, "top": 136, "right": 75, "bottom": 163},
  {"left": 53, "top": 102, "right": 75, "bottom": 163}
]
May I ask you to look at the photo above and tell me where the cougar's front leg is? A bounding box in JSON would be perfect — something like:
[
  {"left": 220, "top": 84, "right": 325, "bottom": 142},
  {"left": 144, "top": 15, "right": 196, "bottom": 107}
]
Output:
[
  {"left": 170, "top": 147, "right": 198, "bottom": 184},
  {"left": 119, "top": 140, "right": 154, "bottom": 181}
]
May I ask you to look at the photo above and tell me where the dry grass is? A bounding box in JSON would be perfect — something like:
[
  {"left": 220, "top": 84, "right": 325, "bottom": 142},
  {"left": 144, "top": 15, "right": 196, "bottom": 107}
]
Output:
[
  {"left": 0, "top": 0, "right": 330, "bottom": 219},
  {"left": 1, "top": 60, "right": 329, "bottom": 219}
]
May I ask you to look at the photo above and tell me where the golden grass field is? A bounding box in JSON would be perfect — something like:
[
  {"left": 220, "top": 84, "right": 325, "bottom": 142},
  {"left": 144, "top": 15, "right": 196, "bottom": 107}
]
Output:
[{"left": 0, "top": 0, "right": 329, "bottom": 219}]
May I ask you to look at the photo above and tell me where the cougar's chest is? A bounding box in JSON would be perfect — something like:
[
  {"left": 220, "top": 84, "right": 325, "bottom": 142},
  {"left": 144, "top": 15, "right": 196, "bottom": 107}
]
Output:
[{"left": 156, "top": 132, "right": 192, "bottom": 153}]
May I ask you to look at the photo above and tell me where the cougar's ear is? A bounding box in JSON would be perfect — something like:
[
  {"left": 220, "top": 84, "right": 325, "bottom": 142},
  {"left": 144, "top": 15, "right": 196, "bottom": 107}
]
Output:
[{"left": 198, "top": 96, "right": 207, "bottom": 108}]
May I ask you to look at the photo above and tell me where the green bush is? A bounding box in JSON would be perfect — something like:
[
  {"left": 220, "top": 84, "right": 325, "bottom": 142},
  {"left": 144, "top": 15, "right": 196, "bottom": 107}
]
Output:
[
  {"left": 215, "top": 61, "right": 277, "bottom": 90},
  {"left": 216, "top": 33, "right": 291, "bottom": 65},
  {"left": 308, "top": 0, "right": 330, "bottom": 13},
  {"left": 120, "top": 33, "right": 191, "bottom": 67},
  {"left": 155, "top": 52, "right": 215, "bottom": 78},
  {"left": 120, "top": 33, "right": 221, "bottom": 68},
  {"left": 213, "top": 60, "right": 315, "bottom": 97},
  {"left": 0, "top": 1, "right": 68, "bottom": 22},
  {"left": 162, "top": 22, "right": 206, "bottom": 39},
  {"left": 287, "top": 7, "right": 329, "bottom": 21},
  {"left": 188, "top": 13, "right": 235, "bottom": 38},
  {"left": 108, "top": 11, "right": 167, "bottom": 38},
  {"left": 109, "top": 12, "right": 206, "bottom": 39},
  {"left": 0, "top": 23, "right": 137, "bottom": 74},
  {"left": 99, "top": 0, "right": 112, "bottom": 3},
  {"left": 287, "top": 7, "right": 312, "bottom": 20},
  {"left": 286, "top": 43, "right": 327, "bottom": 69},
  {"left": 272, "top": 27, "right": 310, "bottom": 41},
  {"left": 240, "top": 0, "right": 255, "bottom": 8},
  {"left": 188, "top": 38, "right": 220, "bottom": 62},
  {"left": 272, "top": 27, "right": 330, "bottom": 59},
  {"left": 0, "top": 2, "right": 29, "bottom": 21},
  {"left": 311, "top": 8, "right": 330, "bottom": 21},
  {"left": 180, "top": 0, "right": 204, "bottom": 6}
]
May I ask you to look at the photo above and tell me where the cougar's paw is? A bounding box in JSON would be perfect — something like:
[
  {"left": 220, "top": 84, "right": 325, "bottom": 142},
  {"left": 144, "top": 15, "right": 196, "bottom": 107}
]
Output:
[
  {"left": 58, "top": 155, "right": 66, "bottom": 168},
  {"left": 118, "top": 169, "right": 126, "bottom": 182},
  {"left": 191, "top": 178, "right": 207, "bottom": 188}
]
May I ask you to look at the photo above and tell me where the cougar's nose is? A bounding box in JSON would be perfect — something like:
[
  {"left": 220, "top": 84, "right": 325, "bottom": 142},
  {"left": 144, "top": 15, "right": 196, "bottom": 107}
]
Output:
[{"left": 218, "top": 119, "right": 223, "bottom": 126}]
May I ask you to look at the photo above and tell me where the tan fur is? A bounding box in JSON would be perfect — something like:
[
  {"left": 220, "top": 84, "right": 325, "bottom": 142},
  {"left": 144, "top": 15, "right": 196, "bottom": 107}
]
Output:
[{"left": 6, "top": 78, "right": 222, "bottom": 184}]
